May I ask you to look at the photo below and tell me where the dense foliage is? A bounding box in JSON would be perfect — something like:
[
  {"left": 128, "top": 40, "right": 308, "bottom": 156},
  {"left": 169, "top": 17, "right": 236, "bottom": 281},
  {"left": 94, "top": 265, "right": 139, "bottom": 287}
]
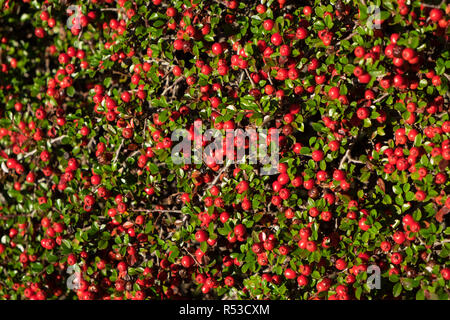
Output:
[{"left": 0, "top": 0, "right": 449, "bottom": 300}]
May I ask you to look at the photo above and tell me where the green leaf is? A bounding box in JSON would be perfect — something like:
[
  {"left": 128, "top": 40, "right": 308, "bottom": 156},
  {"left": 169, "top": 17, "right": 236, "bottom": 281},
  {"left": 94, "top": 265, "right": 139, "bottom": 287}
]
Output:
[
  {"left": 66, "top": 86, "right": 75, "bottom": 97},
  {"left": 149, "top": 163, "right": 159, "bottom": 174},
  {"left": 300, "top": 147, "right": 311, "bottom": 155},
  {"left": 200, "top": 241, "right": 208, "bottom": 253},
  {"left": 311, "top": 122, "right": 324, "bottom": 132},
  {"left": 355, "top": 286, "right": 362, "bottom": 300},
  {"left": 405, "top": 191, "right": 415, "bottom": 202},
  {"left": 324, "top": 14, "right": 333, "bottom": 29},
  {"left": 393, "top": 283, "right": 402, "bottom": 297},
  {"left": 393, "top": 184, "right": 402, "bottom": 195},
  {"left": 104, "top": 77, "right": 112, "bottom": 87},
  {"left": 416, "top": 289, "right": 425, "bottom": 300},
  {"left": 98, "top": 240, "right": 108, "bottom": 250}
]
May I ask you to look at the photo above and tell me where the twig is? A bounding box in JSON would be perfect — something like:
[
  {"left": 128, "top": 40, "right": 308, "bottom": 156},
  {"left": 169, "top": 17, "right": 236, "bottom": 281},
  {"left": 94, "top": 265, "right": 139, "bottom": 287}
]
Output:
[
  {"left": 267, "top": 72, "right": 273, "bottom": 85},
  {"left": 338, "top": 147, "right": 365, "bottom": 169},
  {"left": 161, "top": 76, "right": 185, "bottom": 97},
  {"left": 0, "top": 214, "right": 33, "bottom": 220},
  {"left": 350, "top": 158, "right": 365, "bottom": 165},
  {"left": 112, "top": 140, "right": 124, "bottom": 163},
  {"left": 208, "top": 160, "right": 231, "bottom": 187},
  {"left": 23, "top": 135, "right": 68, "bottom": 158},
  {"left": 183, "top": 248, "right": 202, "bottom": 268},
  {"left": 23, "top": 150, "right": 38, "bottom": 158},
  {"left": 435, "top": 111, "right": 448, "bottom": 119},
  {"left": 244, "top": 69, "right": 255, "bottom": 88},
  {"left": 373, "top": 93, "right": 389, "bottom": 104},
  {"left": 420, "top": 1, "right": 445, "bottom": 9},
  {"left": 131, "top": 209, "right": 183, "bottom": 214},
  {"left": 127, "top": 150, "right": 141, "bottom": 160},
  {"left": 50, "top": 135, "right": 68, "bottom": 144},
  {"left": 336, "top": 31, "right": 358, "bottom": 46},
  {"left": 142, "top": 118, "right": 147, "bottom": 137},
  {"left": 260, "top": 114, "right": 276, "bottom": 127},
  {"left": 239, "top": 70, "right": 245, "bottom": 84},
  {"left": 112, "top": 70, "right": 128, "bottom": 77},
  {"left": 433, "top": 239, "right": 450, "bottom": 247},
  {"left": 87, "top": 136, "right": 96, "bottom": 150}
]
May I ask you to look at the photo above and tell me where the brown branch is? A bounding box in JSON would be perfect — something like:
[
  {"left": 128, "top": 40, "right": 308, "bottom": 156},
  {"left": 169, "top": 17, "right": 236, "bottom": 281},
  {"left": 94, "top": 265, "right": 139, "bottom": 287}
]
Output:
[
  {"left": 0, "top": 214, "right": 33, "bottom": 220},
  {"left": 131, "top": 208, "right": 183, "bottom": 214},
  {"left": 161, "top": 76, "right": 185, "bottom": 97},
  {"left": 244, "top": 69, "right": 255, "bottom": 88},
  {"left": 420, "top": 1, "right": 445, "bottom": 9},
  {"left": 336, "top": 31, "right": 358, "bottom": 46},
  {"left": 23, "top": 135, "right": 68, "bottom": 158},
  {"left": 208, "top": 160, "right": 231, "bottom": 188},
  {"left": 433, "top": 239, "right": 450, "bottom": 247},
  {"left": 112, "top": 140, "right": 124, "bottom": 163},
  {"left": 373, "top": 93, "right": 389, "bottom": 104}
]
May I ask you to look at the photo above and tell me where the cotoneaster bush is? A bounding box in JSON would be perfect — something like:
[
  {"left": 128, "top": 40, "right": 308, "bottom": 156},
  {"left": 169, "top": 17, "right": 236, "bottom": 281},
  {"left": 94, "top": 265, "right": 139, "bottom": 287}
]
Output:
[{"left": 0, "top": 0, "right": 449, "bottom": 300}]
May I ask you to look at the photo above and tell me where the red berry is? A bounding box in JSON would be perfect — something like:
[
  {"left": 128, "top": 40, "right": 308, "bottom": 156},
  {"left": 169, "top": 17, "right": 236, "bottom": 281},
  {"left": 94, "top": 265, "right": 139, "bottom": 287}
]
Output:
[
  {"left": 311, "top": 150, "right": 324, "bottom": 162},
  {"left": 181, "top": 255, "right": 194, "bottom": 268},
  {"left": 212, "top": 43, "right": 223, "bottom": 55},
  {"left": 391, "top": 252, "right": 403, "bottom": 265},
  {"left": 284, "top": 268, "right": 297, "bottom": 279},
  {"left": 441, "top": 268, "right": 450, "bottom": 281},
  {"left": 354, "top": 46, "right": 365, "bottom": 57},
  {"left": 429, "top": 9, "right": 443, "bottom": 22},
  {"left": 263, "top": 19, "right": 274, "bottom": 31},
  {"left": 328, "top": 86, "right": 340, "bottom": 99},
  {"left": 356, "top": 107, "right": 370, "bottom": 120},
  {"left": 297, "top": 275, "right": 308, "bottom": 286},
  {"left": 195, "top": 230, "right": 208, "bottom": 242},
  {"left": 234, "top": 224, "right": 246, "bottom": 237},
  {"left": 270, "top": 33, "right": 282, "bottom": 46}
]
